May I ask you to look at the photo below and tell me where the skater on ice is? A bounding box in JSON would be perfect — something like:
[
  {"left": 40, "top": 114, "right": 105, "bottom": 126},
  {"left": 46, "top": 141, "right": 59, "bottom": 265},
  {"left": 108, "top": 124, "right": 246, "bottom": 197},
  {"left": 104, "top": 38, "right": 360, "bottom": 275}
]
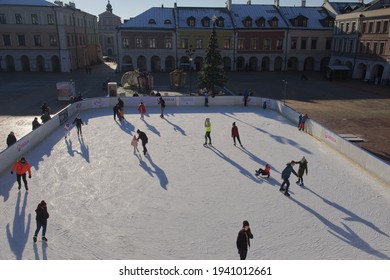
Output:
[
  {"left": 113, "top": 104, "right": 120, "bottom": 121},
  {"left": 236, "top": 220, "right": 253, "bottom": 260},
  {"left": 138, "top": 102, "right": 146, "bottom": 120},
  {"left": 295, "top": 156, "right": 308, "bottom": 186},
  {"left": 72, "top": 114, "right": 84, "bottom": 137},
  {"left": 64, "top": 123, "right": 71, "bottom": 139},
  {"left": 33, "top": 200, "right": 49, "bottom": 243},
  {"left": 11, "top": 157, "right": 32, "bottom": 191},
  {"left": 158, "top": 96, "right": 166, "bottom": 118},
  {"left": 131, "top": 135, "right": 140, "bottom": 155},
  {"left": 255, "top": 163, "right": 271, "bottom": 178},
  {"left": 137, "top": 129, "right": 148, "bottom": 155},
  {"left": 280, "top": 161, "right": 298, "bottom": 197},
  {"left": 117, "top": 97, "right": 124, "bottom": 121},
  {"left": 231, "top": 122, "right": 243, "bottom": 147},
  {"left": 204, "top": 118, "right": 212, "bottom": 146}
]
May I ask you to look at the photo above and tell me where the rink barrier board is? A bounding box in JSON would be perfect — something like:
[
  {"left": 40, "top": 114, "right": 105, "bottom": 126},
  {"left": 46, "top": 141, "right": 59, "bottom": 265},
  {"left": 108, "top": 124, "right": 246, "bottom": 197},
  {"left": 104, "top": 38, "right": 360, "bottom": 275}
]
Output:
[{"left": 0, "top": 96, "right": 388, "bottom": 185}]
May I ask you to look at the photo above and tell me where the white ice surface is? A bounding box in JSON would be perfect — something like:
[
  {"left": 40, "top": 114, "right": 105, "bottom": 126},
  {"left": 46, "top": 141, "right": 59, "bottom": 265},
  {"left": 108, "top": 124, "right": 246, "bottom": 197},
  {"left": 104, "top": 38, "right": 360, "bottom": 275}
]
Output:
[{"left": 1, "top": 106, "right": 389, "bottom": 260}]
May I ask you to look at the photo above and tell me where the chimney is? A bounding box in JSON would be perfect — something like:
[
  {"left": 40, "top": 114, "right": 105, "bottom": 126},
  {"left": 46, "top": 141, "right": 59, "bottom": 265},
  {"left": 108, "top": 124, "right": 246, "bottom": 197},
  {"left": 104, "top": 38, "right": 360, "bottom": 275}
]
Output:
[
  {"left": 161, "top": 4, "right": 164, "bottom": 8},
  {"left": 274, "top": 0, "right": 280, "bottom": 7},
  {"left": 226, "top": 0, "right": 232, "bottom": 10},
  {"left": 54, "top": 0, "right": 63, "bottom": 6},
  {"left": 323, "top": 0, "right": 329, "bottom": 4},
  {"left": 247, "top": 0, "right": 251, "bottom": 4},
  {"left": 302, "top": 0, "right": 306, "bottom": 7}
]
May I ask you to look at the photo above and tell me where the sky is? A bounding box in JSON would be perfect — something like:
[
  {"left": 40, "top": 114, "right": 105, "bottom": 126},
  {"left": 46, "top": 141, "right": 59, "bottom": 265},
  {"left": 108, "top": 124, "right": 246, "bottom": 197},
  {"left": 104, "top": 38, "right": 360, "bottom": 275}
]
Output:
[
  {"left": 68, "top": 0, "right": 360, "bottom": 20},
  {"left": 1, "top": 104, "right": 389, "bottom": 260}
]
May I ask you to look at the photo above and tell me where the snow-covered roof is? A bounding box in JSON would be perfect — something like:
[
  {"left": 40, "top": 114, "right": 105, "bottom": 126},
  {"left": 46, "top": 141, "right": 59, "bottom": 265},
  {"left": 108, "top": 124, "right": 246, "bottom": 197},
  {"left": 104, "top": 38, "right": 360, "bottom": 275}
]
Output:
[
  {"left": 176, "top": 7, "right": 234, "bottom": 29},
  {"left": 119, "top": 7, "right": 175, "bottom": 30},
  {"left": 0, "top": 0, "right": 58, "bottom": 6},
  {"left": 279, "top": 6, "right": 333, "bottom": 29},
  {"left": 230, "top": 4, "right": 288, "bottom": 29}
]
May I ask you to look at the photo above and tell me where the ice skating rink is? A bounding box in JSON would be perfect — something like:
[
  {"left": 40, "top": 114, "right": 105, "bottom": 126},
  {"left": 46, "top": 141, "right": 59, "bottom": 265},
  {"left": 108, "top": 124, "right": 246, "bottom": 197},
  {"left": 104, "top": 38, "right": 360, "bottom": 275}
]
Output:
[{"left": 1, "top": 106, "right": 389, "bottom": 260}]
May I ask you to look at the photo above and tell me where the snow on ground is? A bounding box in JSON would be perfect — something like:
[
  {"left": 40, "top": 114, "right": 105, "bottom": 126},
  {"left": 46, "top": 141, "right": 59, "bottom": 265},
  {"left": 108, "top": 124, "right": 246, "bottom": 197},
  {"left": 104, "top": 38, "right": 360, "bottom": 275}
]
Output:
[{"left": 0, "top": 106, "right": 389, "bottom": 260}]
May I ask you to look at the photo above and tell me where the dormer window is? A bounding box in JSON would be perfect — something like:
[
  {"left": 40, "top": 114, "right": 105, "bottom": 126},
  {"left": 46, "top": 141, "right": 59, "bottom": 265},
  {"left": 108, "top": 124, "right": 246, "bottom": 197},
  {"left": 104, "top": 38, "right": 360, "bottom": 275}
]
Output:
[
  {"left": 292, "top": 15, "right": 308, "bottom": 27},
  {"left": 202, "top": 17, "right": 210, "bottom": 27},
  {"left": 164, "top": 19, "right": 172, "bottom": 24},
  {"left": 256, "top": 17, "right": 266, "bottom": 27},
  {"left": 243, "top": 16, "right": 253, "bottom": 28},
  {"left": 148, "top": 19, "right": 156, "bottom": 24},
  {"left": 216, "top": 17, "right": 224, "bottom": 27},
  {"left": 321, "top": 16, "right": 334, "bottom": 28},
  {"left": 187, "top": 16, "right": 196, "bottom": 27},
  {"left": 268, "top": 16, "right": 278, "bottom": 28}
]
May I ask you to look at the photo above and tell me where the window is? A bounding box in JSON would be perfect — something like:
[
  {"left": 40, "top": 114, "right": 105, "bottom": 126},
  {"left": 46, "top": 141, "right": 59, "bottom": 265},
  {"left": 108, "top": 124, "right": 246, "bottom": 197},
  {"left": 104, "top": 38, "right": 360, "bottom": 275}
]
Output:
[
  {"left": 368, "top": 22, "right": 373, "bottom": 33},
  {"left": 301, "top": 38, "right": 307, "bottom": 50},
  {"left": 18, "top": 34, "right": 26, "bottom": 46},
  {"left": 31, "top": 14, "right": 39, "bottom": 24},
  {"left": 165, "top": 38, "right": 172, "bottom": 49},
  {"left": 256, "top": 17, "right": 265, "bottom": 27},
  {"left": 47, "top": 14, "right": 55, "bottom": 25},
  {"left": 263, "top": 39, "right": 270, "bottom": 50},
  {"left": 376, "top": 22, "right": 381, "bottom": 33},
  {"left": 0, "top": 14, "right": 6, "bottom": 24},
  {"left": 202, "top": 17, "right": 210, "bottom": 27},
  {"left": 148, "top": 19, "right": 156, "bottom": 24},
  {"left": 276, "top": 39, "right": 283, "bottom": 50},
  {"left": 106, "top": 37, "right": 112, "bottom": 45},
  {"left": 149, "top": 38, "right": 156, "bottom": 48},
  {"left": 352, "top": 22, "right": 356, "bottom": 32},
  {"left": 164, "top": 19, "right": 172, "bottom": 24},
  {"left": 346, "top": 23, "right": 350, "bottom": 33},
  {"left": 238, "top": 39, "right": 244, "bottom": 50},
  {"left": 291, "top": 38, "right": 297, "bottom": 49},
  {"left": 293, "top": 16, "right": 307, "bottom": 27},
  {"left": 383, "top": 21, "right": 388, "bottom": 33},
  {"left": 181, "top": 38, "right": 188, "bottom": 49},
  {"left": 49, "top": 35, "right": 57, "bottom": 46},
  {"left": 379, "top": 42, "right": 385, "bottom": 54},
  {"left": 311, "top": 38, "right": 317, "bottom": 50},
  {"left": 340, "top": 23, "right": 344, "bottom": 32},
  {"left": 135, "top": 37, "right": 143, "bottom": 48},
  {"left": 122, "top": 38, "right": 129, "bottom": 48},
  {"left": 251, "top": 38, "right": 258, "bottom": 50},
  {"left": 243, "top": 17, "right": 252, "bottom": 28},
  {"left": 224, "top": 38, "right": 230, "bottom": 49},
  {"left": 15, "top": 14, "right": 23, "bottom": 24},
  {"left": 366, "top": 42, "right": 370, "bottom": 54},
  {"left": 326, "top": 38, "right": 332, "bottom": 50},
  {"left": 216, "top": 18, "right": 224, "bottom": 27},
  {"left": 269, "top": 18, "right": 278, "bottom": 28},
  {"left": 362, "top": 22, "right": 367, "bottom": 33},
  {"left": 373, "top": 42, "right": 378, "bottom": 54},
  {"left": 196, "top": 39, "right": 202, "bottom": 49},
  {"left": 187, "top": 17, "right": 195, "bottom": 27},
  {"left": 3, "top": 34, "right": 11, "bottom": 46}
]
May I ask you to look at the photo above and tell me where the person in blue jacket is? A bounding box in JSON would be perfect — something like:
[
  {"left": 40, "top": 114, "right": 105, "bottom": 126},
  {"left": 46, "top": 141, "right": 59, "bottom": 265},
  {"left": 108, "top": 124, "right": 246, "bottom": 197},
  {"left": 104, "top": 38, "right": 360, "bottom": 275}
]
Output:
[{"left": 280, "top": 161, "right": 298, "bottom": 196}]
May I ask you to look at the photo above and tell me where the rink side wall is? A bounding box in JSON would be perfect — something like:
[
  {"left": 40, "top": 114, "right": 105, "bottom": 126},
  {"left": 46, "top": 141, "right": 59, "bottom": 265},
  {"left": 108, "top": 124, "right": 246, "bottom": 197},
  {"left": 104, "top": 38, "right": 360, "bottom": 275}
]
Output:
[{"left": 1, "top": 96, "right": 389, "bottom": 185}]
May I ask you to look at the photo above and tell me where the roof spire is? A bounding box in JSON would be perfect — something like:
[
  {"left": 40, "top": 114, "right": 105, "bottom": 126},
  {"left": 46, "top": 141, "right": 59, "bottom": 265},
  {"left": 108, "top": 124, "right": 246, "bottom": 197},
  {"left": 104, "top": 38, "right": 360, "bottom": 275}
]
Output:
[{"left": 106, "top": 0, "right": 113, "bottom": 13}]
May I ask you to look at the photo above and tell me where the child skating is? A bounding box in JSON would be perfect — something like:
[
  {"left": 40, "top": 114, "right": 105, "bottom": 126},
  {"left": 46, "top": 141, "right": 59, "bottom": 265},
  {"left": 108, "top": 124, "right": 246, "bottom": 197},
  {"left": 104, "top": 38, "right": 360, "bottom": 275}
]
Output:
[
  {"left": 203, "top": 118, "right": 212, "bottom": 146},
  {"left": 295, "top": 156, "right": 308, "bottom": 186},
  {"left": 255, "top": 164, "right": 271, "bottom": 178},
  {"left": 131, "top": 135, "right": 140, "bottom": 155},
  {"left": 138, "top": 102, "right": 146, "bottom": 120},
  {"left": 64, "top": 123, "right": 71, "bottom": 139}
]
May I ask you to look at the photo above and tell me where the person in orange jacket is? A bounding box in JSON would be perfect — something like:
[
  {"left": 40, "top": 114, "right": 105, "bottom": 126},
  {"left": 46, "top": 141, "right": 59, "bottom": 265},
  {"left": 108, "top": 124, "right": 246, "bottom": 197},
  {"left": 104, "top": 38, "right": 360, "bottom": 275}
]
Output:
[
  {"left": 11, "top": 157, "right": 32, "bottom": 191},
  {"left": 137, "top": 102, "right": 146, "bottom": 120}
]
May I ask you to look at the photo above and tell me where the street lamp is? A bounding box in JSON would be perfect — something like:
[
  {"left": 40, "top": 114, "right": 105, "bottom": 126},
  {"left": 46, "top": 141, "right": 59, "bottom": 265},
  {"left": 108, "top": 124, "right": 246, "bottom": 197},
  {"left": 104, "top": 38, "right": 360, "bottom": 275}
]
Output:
[
  {"left": 282, "top": 80, "right": 287, "bottom": 104},
  {"left": 186, "top": 45, "right": 195, "bottom": 95}
]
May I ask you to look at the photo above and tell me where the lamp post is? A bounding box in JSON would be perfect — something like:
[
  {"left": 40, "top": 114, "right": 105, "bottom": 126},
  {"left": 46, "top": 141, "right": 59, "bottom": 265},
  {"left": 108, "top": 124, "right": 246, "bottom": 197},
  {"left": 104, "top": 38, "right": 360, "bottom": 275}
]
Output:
[
  {"left": 282, "top": 79, "right": 287, "bottom": 104},
  {"left": 186, "top": 45, "right": 195, "bottom": 95}
]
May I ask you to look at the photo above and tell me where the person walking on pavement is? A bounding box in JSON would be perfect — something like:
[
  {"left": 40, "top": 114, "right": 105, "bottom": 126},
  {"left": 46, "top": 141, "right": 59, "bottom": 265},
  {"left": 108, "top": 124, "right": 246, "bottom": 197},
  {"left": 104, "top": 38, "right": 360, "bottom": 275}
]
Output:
[
  {"left": 6, "top": 131, "right": 17, "bottom": 147},
  {"left": 231, "top": 122, "right": 243, "bottom": 147},
  {"left": 137, "top": 129, "right": 148, "bottom": 155},
  {"left": 11, "top": 157, "right": 32, "bottom": 191},
  {"left": 204, "top": 118, "right": 212, "bottom": 146},
  {"left": 72, "top": 114, "right": 84, "bottom": 137},
  {"left": 33, "top": 200, "right": 49, "bottom": 243},
  {"left": 236, "top": 220, "right": 254, "bottom": 260},
  {"left": 295, "top": 156, "right": 308, "bottom": 186},
  {"left": 158, "top": 96, "right": 166, "bottom": 118},
  {"left": 280, "top": 161, "right": 298, "bottom": 197}
]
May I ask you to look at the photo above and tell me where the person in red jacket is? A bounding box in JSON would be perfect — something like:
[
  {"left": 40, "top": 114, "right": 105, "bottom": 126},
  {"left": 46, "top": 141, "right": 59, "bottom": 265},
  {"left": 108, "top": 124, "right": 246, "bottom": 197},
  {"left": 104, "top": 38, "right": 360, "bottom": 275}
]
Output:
[
  {"left": 11, "top": 157, "right": 32, "bottom": 191},
  {"left": 231, "top": 122, "right": 243, "bottom": 147},
  {"left": 137, "top": 102, "right": 146, "bottom": 120}
]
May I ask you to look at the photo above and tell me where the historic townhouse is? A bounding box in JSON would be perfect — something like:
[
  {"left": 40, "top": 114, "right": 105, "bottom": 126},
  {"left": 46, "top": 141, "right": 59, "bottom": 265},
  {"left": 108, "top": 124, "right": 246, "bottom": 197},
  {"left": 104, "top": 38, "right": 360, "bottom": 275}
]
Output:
[
  {"left": 98, "top": 0, "right": 121, "bottom": 59},
  {"left": 0, "top": 0, "right": 100, "bottom": 72},
  {"left": 331, "top": 0, "right": 390, "bottom": 84}
]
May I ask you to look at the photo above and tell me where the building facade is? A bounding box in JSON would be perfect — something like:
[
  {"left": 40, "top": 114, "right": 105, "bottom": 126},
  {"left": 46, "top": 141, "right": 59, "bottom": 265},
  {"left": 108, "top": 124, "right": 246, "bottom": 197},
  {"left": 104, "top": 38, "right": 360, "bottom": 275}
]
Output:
[
  {"left": 0, "top": 0, "right": 100, "bottom": 72},
  {"left": 98, "top": 0, "right": 121, "bottom": 59},
  {"left": 331, "top": 0, "right": 390, "bottom": 84}
]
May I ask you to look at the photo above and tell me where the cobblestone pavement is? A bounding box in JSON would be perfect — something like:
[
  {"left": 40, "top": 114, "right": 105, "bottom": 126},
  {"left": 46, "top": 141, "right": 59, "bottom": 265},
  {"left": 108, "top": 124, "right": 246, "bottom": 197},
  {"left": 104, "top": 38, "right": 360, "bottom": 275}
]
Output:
[{"left": 1, "top": 63, "right": 389, "bottom": 163}]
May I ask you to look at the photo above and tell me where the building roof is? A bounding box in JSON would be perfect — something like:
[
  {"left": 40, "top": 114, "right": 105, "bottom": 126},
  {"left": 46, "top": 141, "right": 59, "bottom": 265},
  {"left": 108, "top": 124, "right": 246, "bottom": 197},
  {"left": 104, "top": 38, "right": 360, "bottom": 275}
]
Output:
[
  {"left": 230, "top": 4, "right": 288, "bottom": 29},
  {"left": 279, "top": 6, "right": 333, "bottom": 29},
  {"left": 0, "top": 0, "right": 58, "bottom": 6},
  {"left": 119, "top": 7, "right": 175, "bottom": 30},
  {"left": 176, "top": 7, "right": 234, "bottom": 29},
  {"left": 325, "top": 1, "right": 365, "bottom": 16}
]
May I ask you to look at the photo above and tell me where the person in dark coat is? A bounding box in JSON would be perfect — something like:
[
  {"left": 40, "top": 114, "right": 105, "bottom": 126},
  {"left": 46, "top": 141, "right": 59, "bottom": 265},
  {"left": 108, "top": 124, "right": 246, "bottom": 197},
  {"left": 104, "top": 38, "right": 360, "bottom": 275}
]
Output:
[
  {"left": 6, "top": 131, "right": 17, "bottom": 147},
  {"left": 158, "top": 96, "right": 166, "bottom": 118},
  {"left": 113, "top": 104, "right": 120, "bottom": 121},
  {"left": 33, "top": 200, "right": 49, "bottom": 242},
  {"left": 72, "top": 114, "right": 84, "bottom": 137},
  {"left": 295, "top": 156, "right": 308, "bottom": 186},
  {"left": 231, "top": 122, "right": 243, "bottom": 147},
  {"left": 41, "top": 102, "right": 50, "bottom": 114},
  {"left": 236, "top": 220, "right": 254, "bottom": 260},
  {"left": 32, "top": 117, "right": 41, "bottom": 130},
  {"left": 280, "top": 161, "right": 298, "bottom": 196},
  {"left": 137, "top": 129, "right": 148, "bottom": 155}
]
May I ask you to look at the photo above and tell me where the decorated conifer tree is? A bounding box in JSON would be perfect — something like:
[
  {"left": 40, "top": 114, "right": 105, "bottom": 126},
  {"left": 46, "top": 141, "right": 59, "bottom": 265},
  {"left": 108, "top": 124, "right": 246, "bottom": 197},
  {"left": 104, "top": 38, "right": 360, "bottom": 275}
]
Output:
[{"left": 198, "top": 20, "right": 227, "bottom": 94}]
